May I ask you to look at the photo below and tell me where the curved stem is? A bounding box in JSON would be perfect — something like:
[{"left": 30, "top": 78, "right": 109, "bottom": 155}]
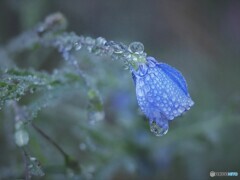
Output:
[{"left": 32, "top": 123, "right": 69, "bottom": 161}]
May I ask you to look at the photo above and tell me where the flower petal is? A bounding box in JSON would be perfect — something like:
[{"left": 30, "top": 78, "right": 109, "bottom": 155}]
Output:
[{"left": 157, "top": 63, "right": 189, "bottom": 96}]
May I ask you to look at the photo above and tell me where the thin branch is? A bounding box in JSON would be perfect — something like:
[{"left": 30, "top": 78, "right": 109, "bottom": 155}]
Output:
[
  {"left": 22, "top": 148, "right": 31, "bottom": 180},
  {"left": 32, "top": 123, "right": 69, "bottom": 161}
]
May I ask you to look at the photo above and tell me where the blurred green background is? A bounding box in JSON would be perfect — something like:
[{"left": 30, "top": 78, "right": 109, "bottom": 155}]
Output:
[{"left": 0, "top": 0, "right": 240, "bottom": 179}]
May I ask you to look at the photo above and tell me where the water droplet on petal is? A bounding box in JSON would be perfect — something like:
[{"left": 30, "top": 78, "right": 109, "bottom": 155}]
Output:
[
  {"left": 150, "top": 120, "right": 169, "bottom": 136},
  {"left": 88, "top": 111, "right": 105, "bottom": 125},
  {"left": 148, "top": 97, "right": 154, "bottom": 103},
  {"left": 136, "top": 87, "right": 144, "bottom": 97},
  {"left": 145, "top": 75, "right": 150, "bottom": 81},
  {"left": 144, "top": 85, "right": 150, "bottom": 93},
  {"left": 139, "top": 80, "right": 145, "bottom": 87},
  {"left": 163, "top": 93, "right": 168, "bottom": 99},
  {"left": 188, "top": 99, "right": 194, "bottom": 106},
  {"left": 178, "top": 106, "right": 185, "bottom": 114}
]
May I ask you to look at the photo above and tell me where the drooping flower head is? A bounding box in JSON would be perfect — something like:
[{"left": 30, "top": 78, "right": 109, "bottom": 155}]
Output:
[{"left": 132, "top": 57, "right": 194, "bottom": 136}]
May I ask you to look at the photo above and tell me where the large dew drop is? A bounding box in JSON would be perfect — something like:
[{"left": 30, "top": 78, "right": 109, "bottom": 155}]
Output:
[
  {"left": 128, "top": 42, "right": 144, "bottom": 54},
  {"left": 14, "top": 129, "right": 29, "bottom": 147},
  {"left": 150, "top": 121, "right": 169, "bottom": 136},
  {"left": 95, "top": 37, "right": 107, "bottom": 46}
]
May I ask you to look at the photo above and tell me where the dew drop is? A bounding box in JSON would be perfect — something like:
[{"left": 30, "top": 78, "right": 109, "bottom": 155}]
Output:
[
  {"left": 139, "top": 80, "right": 145, "bottom": 87},
  {"left": 74, "top": 41, "right": 82, "bottom": 51},
  {"left": 14, "top": 129, "right": 29, "bottom": 147},
  {"left": 150, "top": 120, "right": 169, "bottom": 136},
  {"left": 136, "top": 88, "right": 144, "bottom": 97},
  {"left": 148, "top": 97, "right": 154, "bottom": 103},
  {"left": 162, "top": 107, "right": 167, "bottom": 112},
  {"left": 163, "top": 93, "right": 168, "bottom": 99},
  {"left": 28, "top": 156, "right": 45, "bottom": 176},
  {"left": 144, "top": 85, "right": 150, "bottom": 93},
  {"left": 128, "top": 42, "right": 144, "bottom": 54},
  {"left": 146, "top": 75, "right": 150, "bottom": 81},
  {"left": 188, "top": 99, "right": 194, "bottom": 106},
  {"left": 178, "top": 106, "right": 185, "bottom": 114},
  {"left": 85, "top": 37, "right": 95, "bottom": 45},
  {"left": 150, "top": 85, "right": 155, "bottom": 90},
  {"left": 95, "top": 37, "right": 107, "bottom": 46},
  {"left": 109, "top": 42, "right": 126, "bottom": 54},
  {"left": 173, "top": 110, "right": 178, "bottom": 116},
  {"left": 132, "top": 55, "right": 138, "bottom": 62}
]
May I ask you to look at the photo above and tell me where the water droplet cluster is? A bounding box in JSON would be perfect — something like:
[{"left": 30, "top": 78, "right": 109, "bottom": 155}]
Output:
[
  {"left": 23, "top": 151, "right": 45, "bottom": 177},
  {"left": 27, "top": 156, "right": 45, "bottom": 176},
  {"left": 50, "top": 32, "right": 147, "bottom": 69}
]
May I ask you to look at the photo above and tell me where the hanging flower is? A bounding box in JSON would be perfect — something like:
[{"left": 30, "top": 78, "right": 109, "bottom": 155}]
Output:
[{"left": 132, "top": 57, "right": 194, "bottom": 136}]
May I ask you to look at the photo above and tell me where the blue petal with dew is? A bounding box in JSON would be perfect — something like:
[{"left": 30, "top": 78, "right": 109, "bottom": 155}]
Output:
[{"left": 132, "top": 57, "right": 194, "bottom": 136}]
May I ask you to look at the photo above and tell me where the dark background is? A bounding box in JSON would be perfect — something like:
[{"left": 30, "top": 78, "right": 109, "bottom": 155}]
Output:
[{"left": 0, "top": 0, "right": 240, "bottom": 179}]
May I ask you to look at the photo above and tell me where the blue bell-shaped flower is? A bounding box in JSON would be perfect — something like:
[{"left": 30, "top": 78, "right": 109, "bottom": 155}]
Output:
[{"left": 132, "top": 57, "right": 194, "bottom": 136}]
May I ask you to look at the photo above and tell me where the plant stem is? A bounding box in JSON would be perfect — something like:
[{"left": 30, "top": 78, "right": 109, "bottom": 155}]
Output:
[
  {"left": 32, "top": 123, "right": 69, "bottom": 161},
  {"left": 22, "top": 148, "right": 31, "bottom": 180}
]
